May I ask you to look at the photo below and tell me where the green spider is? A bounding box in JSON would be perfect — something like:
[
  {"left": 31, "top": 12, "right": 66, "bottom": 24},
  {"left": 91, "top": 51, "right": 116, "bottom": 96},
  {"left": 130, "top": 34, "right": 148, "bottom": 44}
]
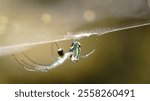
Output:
[{"left": 12, "top": 40, "right": 95, "bottom": 72}]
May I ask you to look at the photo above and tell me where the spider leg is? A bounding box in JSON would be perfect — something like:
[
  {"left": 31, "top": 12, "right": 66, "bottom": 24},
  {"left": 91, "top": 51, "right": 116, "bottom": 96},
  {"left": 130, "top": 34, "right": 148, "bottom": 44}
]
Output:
[
  {"left": 81, "top": 37, "right": 98, "bottom": 58},
  {"left": 12, "top": 52, "right": 72, "bottom": 72},
  {"left": 81, "top": 48, "right": 95, "bottom": 58},
  {"left": 20, "top": 59, "right": 49, "bottom": 72},
  {"left": 21, "top": 42, "right": 60, "bottom": 66},
  {"left": 12, "top": 54, "right": 39, "bottom": 72},
  {"left": 50, "top": 43, "right": 55, "bottom": 61},
  {"left": 20, "top": 42, "right": 61, "bottom": 66},
  {"left": 21, "top": 52, "right": 50, "bottom": 66},
  {"left": 12, "top": 53, "right": 49, "bottom": 72},
  {"left": 21, "top": 52, "right": 72, "bottom": 72},
  {"left": 54, "top": 42, "right": 59, "bottom": 49}
]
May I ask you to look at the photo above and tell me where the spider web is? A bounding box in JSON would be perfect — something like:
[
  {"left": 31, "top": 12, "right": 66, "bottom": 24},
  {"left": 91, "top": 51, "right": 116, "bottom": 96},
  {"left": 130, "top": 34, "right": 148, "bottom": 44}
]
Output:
[{"left": 0, "top": 18, "right": 150, "bottom": 57}]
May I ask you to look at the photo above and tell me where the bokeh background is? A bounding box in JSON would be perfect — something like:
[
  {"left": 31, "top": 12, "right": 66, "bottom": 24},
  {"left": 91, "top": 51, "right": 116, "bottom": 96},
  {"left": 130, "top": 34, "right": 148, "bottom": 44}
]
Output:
[{"left": 0, "top": 0, "right": 150, "bottom": 83}]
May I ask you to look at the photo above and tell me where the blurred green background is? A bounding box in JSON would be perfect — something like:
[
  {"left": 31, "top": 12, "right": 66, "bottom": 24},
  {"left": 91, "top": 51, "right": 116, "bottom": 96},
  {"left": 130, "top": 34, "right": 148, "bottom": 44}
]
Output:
[{"left": 0, "top": 0, "right": 150, "bottom": 83}]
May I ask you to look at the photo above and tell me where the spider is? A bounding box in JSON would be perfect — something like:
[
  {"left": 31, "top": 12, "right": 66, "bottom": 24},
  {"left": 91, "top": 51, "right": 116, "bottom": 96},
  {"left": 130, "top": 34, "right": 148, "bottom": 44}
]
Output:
[{"left": 12, "top": 40, "right": 95, "bottom": 72}]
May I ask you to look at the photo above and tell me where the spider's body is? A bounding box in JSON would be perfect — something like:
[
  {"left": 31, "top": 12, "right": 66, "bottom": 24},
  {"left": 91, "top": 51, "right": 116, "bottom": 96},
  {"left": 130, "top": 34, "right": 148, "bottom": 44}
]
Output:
[
  {"left": 57, "top": 41, "right": 81, "bottom": 62},
  {"left": 57, "top": 48, "right": 64, "bottom": 57},
  {"left": 69, "top": 41, "right": 81, "bottom": 62}
]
